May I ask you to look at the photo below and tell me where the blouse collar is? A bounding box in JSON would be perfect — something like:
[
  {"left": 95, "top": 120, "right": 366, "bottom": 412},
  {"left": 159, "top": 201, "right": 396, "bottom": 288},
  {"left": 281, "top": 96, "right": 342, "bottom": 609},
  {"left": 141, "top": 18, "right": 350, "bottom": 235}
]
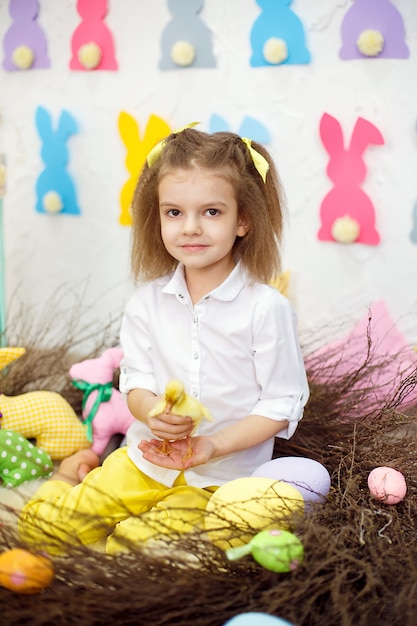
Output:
[{"left": 162, "top": 262, "right": 248, "bottom": 303}]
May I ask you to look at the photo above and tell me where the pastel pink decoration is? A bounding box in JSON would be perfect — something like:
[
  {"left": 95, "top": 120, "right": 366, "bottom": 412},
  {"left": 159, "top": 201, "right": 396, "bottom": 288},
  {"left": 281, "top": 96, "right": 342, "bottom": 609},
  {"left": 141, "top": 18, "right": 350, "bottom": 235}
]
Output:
[
  {"left": 2, "top": 0, "right": 50, "bottom": 71},
  {"left": 340, "top": 0, "right": 409, "bottom": 60},
  {"left": 305, "top": 301, "right": 417, "bottom": 417},
  {"left": 70, "top": 0, "right": 117, "bottom": 71},
  {"left": 69, "top": 347, "right": 135, "bottom": 455},
  {"left": 318, "top": 112, "right": 384, "bottom": 246},
  {"left": 368, "top": 466, "right": 407, "bottom": 505}
]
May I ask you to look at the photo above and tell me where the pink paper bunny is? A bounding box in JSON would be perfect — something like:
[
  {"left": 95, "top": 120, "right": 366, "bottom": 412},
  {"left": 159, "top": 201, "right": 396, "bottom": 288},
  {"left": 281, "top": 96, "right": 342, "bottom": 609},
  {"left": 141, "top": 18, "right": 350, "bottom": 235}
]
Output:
[
  {"left": 69, "top": 347, "right": 135, "bottom": 455},
  {"left": 318, "top": 113, "right": 384, "bottom": 245},
  {"left": 70, "top": 0, "right": 117, "bottom": 70}
]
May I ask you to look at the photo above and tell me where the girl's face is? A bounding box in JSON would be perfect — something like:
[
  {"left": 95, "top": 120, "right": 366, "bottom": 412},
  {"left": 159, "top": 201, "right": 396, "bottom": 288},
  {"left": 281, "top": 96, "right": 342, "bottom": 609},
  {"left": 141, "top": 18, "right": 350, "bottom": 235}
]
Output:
[{"left": 158, "top": 167, "right": 249, "bottom": 278}]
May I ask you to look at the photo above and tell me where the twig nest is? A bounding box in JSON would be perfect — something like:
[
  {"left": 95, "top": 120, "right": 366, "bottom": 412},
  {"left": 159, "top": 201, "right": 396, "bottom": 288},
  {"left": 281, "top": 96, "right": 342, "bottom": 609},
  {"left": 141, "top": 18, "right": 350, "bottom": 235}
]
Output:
[
  {"left": 42, "top": 191, "right": 64, "bottom": 214},
  {"left": 368, "top": 466, "right": 407, "bottom": 505},
  {"left": 171, "top": 40, "right": 196, "bottom": 66},
  {"left": 357, "top": 30, "right": 385, "bottom": 57},
  {"left": 78, "top": 42, "right": 103, "bottom": 70},
  {"left": 331, "top": 215, "right": 360, "bottom": 243},
  {"left": 12, "top": 45, "right": 35, "bottom": 70},
  {"left": 0, "top": 549, "right": 54, "bottom": 594},
  {"left": 263, "top": 38, "right": 288, "bottom": 65}
]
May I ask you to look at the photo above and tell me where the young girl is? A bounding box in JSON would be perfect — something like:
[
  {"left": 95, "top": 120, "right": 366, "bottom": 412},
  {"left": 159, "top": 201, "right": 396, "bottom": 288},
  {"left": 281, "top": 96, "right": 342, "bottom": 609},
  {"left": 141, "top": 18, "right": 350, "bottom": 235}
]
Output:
[{"left": 19, "top": 127, "right": 309, "bottom": 554}]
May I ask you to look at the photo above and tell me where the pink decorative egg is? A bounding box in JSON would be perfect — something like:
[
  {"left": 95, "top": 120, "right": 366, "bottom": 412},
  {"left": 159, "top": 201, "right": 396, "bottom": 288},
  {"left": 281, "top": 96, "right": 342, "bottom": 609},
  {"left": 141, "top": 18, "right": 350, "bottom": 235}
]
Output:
[{"left": 367, "top": 466, "right": 407, "bottom": 505}]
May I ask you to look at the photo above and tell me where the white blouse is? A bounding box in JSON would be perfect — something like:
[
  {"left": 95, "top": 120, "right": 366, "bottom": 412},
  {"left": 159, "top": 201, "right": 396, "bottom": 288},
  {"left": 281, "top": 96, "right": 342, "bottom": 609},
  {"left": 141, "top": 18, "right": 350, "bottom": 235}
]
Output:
[{"left": 120, "top": 263, "right": 309, "bottom": 488}]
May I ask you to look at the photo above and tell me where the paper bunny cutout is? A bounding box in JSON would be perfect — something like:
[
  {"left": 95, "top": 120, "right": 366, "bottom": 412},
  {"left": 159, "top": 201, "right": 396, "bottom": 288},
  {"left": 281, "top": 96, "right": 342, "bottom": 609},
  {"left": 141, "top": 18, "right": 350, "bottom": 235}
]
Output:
[
  {"left": 70, "top": 0, "right": 118, "bottom": 70},
  {"left": 318, "top": 113, "right": 384, "bottom": 245},
  {"left": 2, "top": 0, "right": 50, "bottom": 70},
  {"left": 340, "top": 0, "right": 409, "bottom": 60},
  {"left": 69, "top": 347, "right": 136, "bottom": 455},
  {"left": 118, "top": 112, "right": 171, "bottom": 225},
  {"left": 250, "top": 0, "right": 310, "bottom": 67},
  {"left": 209, "top": 114, "right": 271, "bottom": 144},
  {"left": 35, "top": 106, "right": 81, "bottom": 215},
  {"left": 160, "top": 0, "right": 216, "bottom": 69}
]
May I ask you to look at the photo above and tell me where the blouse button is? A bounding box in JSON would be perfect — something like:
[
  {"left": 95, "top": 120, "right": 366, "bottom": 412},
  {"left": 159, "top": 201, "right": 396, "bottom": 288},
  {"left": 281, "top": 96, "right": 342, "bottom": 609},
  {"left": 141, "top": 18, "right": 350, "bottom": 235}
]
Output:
[{"left": 194, "top": 352, "right": 199, "bottom": 359}]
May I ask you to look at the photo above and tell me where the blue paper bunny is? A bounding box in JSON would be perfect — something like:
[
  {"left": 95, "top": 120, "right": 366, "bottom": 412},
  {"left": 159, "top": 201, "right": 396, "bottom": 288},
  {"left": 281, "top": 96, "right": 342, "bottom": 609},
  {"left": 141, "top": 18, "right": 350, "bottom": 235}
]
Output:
[
  {"left": 35, "top": 106, "right": 81, "bottom": 215},
  {"left": 250, "top": 0, "right": 310, "bottom": 66}
]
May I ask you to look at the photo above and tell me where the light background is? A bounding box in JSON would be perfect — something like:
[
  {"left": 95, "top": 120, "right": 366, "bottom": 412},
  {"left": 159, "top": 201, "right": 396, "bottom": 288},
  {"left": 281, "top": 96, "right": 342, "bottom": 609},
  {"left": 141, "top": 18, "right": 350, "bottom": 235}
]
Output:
[{"left": 1, "top": 0, "right": 416, "bottom": 349}]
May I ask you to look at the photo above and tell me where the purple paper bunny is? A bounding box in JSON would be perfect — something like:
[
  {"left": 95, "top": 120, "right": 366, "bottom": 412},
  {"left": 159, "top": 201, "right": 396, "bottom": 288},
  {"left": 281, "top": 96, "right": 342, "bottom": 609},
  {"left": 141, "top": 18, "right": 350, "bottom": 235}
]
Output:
[
  {"left": 3, "top": 0, "right": 50, "bottom": 70},
  {"left": 340, "top": 0, "right": 409, "bottom": 60}
]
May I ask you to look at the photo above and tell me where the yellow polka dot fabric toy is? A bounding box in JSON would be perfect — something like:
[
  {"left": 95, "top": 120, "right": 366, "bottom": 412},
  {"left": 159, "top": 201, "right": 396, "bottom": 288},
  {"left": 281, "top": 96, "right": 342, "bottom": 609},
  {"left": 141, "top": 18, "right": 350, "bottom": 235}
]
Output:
[
  {"left": 0, "top": 390, "right": 91, "bottom": 460},
  {"left": 0, "top": 347, "right": 91, "bottom": 460}
]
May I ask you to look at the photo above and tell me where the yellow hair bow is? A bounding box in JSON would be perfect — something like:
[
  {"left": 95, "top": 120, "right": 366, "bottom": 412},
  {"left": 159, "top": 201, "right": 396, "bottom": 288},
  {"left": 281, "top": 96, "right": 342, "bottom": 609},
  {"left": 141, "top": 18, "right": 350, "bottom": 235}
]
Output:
[
  {"left": 241, "top": 137, "right": 270, "bottom": 183},
  {"left": 146, "top": 121, "right": 201, "bottom": 167},
  {"left": 146, "top": 124, "right": 269, "bottom": 184}
]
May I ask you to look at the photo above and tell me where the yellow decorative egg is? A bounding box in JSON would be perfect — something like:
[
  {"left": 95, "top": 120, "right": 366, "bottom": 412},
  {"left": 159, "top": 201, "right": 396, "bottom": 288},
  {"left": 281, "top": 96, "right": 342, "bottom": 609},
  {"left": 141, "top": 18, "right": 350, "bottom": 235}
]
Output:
[
  {"left": 205, "top": 477, "right": 304, "bottom": 550},
  {"left": 0, "top": 549, "right": 54, "bottom": 594}
]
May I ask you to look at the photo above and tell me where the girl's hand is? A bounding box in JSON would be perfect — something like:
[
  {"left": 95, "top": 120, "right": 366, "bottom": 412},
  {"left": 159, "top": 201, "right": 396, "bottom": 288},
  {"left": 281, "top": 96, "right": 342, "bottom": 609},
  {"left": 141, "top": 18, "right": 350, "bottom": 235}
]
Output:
[
  {"left": 138, "top": 436, "right": 215, "bottom": 470},
  {"left": 52, "top": 449, "right": 100, "bottom": 485},
  {"left": 147, "top": 409, "right": 194, "bottom": 442}
]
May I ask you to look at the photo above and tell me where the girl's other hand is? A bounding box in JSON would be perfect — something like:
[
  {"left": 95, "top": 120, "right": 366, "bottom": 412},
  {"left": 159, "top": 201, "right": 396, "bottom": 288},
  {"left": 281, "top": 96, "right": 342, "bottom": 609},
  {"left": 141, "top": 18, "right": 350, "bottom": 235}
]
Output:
[{"left": 138, "top": 436, "right": 215, "bottom": 470}]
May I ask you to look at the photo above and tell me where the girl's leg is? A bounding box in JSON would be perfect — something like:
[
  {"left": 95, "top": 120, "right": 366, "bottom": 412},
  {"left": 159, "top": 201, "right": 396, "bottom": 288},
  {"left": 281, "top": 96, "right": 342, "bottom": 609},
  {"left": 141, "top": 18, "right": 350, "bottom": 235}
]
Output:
[
  {"left": 107, "top": 481, "right": 217, "bottom": 554},
  {"left": 18, "top": 447, "right": 167, "bottom": 553}
]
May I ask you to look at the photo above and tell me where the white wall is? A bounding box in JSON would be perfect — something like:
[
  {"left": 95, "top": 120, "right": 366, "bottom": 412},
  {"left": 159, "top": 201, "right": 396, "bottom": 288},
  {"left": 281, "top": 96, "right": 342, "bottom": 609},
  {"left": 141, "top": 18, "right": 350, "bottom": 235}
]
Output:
[{"left": 1, "top": 0, "right": 417, "bottom": 349}]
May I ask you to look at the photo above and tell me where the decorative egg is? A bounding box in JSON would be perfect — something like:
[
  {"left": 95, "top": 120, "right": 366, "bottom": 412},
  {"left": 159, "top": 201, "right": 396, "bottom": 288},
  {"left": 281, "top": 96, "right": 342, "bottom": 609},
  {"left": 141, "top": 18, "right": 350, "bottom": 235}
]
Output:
[
  {"left": 368, "top": 466, "right": 407, "bottom": 505},
  {"left": 205, "top": 477, "right": 304, "bottom": 550},
  {"left": 252, "top": 456, "right": 331, "bottom": 505},
  {"left": 226, "top": 528, "right": 304, "bottom": 573},
  {"left": 223, "top": 612, "right": 294, "bottom": 626},
  {"left": 0, "top": 548, "right": 54, "bottom": 594}
]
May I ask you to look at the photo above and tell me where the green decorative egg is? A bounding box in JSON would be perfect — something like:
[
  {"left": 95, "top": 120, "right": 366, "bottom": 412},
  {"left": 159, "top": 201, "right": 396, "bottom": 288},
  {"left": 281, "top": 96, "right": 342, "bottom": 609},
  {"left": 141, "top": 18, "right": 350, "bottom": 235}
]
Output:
[{"left": 226, "top": 528, "right": 304, "bottom": 573}]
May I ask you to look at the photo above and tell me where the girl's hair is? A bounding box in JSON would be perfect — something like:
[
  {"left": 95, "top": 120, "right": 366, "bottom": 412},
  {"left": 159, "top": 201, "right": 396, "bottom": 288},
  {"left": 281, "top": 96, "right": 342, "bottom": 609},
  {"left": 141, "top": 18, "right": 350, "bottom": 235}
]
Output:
[{"left": 130, "top": 128, "right": 286, "bottom": 284}]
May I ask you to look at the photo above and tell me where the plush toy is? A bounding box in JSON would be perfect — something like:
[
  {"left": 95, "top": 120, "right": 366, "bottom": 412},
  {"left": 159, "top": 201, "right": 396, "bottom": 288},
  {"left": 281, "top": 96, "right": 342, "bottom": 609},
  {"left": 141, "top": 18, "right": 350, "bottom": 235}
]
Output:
[
  {"left": 0, "top": 346, "right": 91, "bottom": 460},
  {"left": 69, "top": 346, "right": 136, "bottom": 455},
  {"left": 0, "top": 390, "right": 91, "bottom": 460},
  {"left": 0, "top": 346, "right": 27, "bottom": 370},
  {"left": 0, "top": 429, "right": 53, "bottom": 488}
]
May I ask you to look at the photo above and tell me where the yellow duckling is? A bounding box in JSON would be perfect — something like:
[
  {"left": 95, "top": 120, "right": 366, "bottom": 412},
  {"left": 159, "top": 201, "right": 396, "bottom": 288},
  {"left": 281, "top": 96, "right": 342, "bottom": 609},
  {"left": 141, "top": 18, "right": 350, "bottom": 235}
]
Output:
[{"left": 148, "top": 379, "right": 213, "bottom": 460}]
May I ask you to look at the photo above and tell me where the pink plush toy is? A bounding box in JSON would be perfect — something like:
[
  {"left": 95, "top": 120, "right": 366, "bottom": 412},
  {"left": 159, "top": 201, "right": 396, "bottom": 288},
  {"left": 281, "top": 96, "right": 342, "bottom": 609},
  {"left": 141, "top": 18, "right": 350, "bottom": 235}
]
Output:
[{"left": 69, "top": 347, "right": 135, "bottom": 455}]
